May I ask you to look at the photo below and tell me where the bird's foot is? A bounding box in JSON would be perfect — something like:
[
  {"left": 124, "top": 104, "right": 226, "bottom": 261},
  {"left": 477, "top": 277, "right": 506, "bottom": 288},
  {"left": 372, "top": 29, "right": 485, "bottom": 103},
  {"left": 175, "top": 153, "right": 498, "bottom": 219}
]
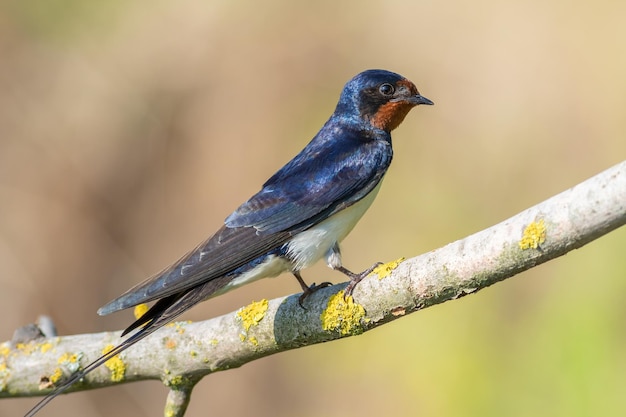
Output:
[
  {"left": 293, "top": 271, "right": 332, "bottom": 308},
  {"left": 298, "top": 282, "right": 333, "bottom": 308},
  {"left": 337, "top": 262, "right": 383, "bottom": 299}
]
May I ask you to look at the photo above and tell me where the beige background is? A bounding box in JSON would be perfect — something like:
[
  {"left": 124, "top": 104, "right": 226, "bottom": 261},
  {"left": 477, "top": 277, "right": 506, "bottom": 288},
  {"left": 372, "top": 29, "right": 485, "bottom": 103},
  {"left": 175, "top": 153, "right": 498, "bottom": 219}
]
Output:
[{"left": 2, "top": 1, "right": 625, "bottom": 416}]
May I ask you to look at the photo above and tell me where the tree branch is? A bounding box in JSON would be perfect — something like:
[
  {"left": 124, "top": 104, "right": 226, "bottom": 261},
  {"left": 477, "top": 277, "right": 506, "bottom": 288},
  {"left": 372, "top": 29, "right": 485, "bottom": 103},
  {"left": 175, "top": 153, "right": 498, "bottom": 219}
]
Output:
[{"left": 2, "top": 161, "right": 625, "bottom": 414}]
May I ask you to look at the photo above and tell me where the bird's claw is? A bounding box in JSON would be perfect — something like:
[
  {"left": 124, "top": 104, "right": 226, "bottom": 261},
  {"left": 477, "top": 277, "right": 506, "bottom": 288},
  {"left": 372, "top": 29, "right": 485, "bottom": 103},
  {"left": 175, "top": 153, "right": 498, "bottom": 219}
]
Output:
[
  {"left": 298, "top": 281, "right": 332, "bottom": 308},
  {"left": 342, "top": 262, "right": 383, "bottom": 300}
]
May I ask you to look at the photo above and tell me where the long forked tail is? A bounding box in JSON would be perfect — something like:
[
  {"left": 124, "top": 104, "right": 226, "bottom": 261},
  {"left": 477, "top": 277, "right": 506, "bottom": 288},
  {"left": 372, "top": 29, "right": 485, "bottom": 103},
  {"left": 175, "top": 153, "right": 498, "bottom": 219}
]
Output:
[
  {"left": 24, "top": 289, "right": 206, "bottom": 416},
  {"left": 24, "top": 325, "right": 155, "bottom": 417}
]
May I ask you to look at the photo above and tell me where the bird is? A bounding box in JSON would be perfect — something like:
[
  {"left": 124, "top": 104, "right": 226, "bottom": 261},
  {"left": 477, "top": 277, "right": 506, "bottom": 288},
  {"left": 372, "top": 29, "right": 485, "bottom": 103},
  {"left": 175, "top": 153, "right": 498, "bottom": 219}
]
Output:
[{"left": 25, "top": 69, "right": 432, "bottom": 416}]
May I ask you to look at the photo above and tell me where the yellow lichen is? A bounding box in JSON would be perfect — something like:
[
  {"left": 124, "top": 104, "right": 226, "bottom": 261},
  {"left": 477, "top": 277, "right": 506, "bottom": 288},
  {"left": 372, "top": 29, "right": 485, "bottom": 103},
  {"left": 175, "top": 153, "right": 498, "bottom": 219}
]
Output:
[
  {"left": 167, "top": 375, "right": 184, "bottom": 387},
  {"left": 15, "top": 342, "right": 37, "bottom": 355},
  {"left": 519, "top": 219, "right": 547, "bottom": 250},
  {"left": 0, "top": 344, "right": 10, "bottom": 357},
  {"left": 320, "top": 291, "right": 368, "bottom": 335},
  {"left": 39, "top": 342, "right": 54, "bottom": 354},
  {"left": 133, "top": 303, "right": 150, "bottom": 319},
  {"left": 49, "top": 367, "right": 63, "bottom": 384},
  {"left": 372, "top": 257, "right": 405, "bottom": 280},
  {"left": 102, "top": 344, "right": 125, "bottom": 382},
  {"left": 237, "top": 299, "right": 269, "bottom": 332},
  {"left": 237, "top": 299, "right": 269, "bottom": 344},
  {"left": 168, "top": 321, "right": 189, "bottom": 334},
  {"left": 164, "top": 337, "right": 177, "bottom": 350},
  {"left": 57, "top": 352, "right": 78, "bottom": 365},
  {"left": 56, "top": 351, "right": 82, "bottom": 373},
  {"left": 0, "top": 362, "right": 9, "bottom": 390}
]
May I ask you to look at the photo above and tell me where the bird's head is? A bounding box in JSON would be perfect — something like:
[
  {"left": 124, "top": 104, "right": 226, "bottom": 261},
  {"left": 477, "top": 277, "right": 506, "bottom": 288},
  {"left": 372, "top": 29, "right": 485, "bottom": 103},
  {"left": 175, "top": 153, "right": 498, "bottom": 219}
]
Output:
[{"left": 335, "top": 69, "right": 433, "bottom": 132}]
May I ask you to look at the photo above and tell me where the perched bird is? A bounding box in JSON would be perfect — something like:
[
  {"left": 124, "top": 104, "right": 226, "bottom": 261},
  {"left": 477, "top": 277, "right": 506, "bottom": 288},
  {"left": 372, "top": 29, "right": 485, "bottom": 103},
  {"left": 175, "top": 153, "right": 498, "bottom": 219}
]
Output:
[{"left": 26, "top": 69, "right": 432, "bottom": 416}]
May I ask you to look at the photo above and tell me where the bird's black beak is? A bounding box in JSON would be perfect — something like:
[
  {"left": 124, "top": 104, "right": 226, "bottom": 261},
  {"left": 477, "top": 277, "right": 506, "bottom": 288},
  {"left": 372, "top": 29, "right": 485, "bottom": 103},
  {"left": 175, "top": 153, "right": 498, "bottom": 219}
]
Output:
[
  {"left": 409, "top": 94, "right": 434, "bottom": 106},
  {"left": 392, "top": 94, "right": 434, "bottom": 106}
]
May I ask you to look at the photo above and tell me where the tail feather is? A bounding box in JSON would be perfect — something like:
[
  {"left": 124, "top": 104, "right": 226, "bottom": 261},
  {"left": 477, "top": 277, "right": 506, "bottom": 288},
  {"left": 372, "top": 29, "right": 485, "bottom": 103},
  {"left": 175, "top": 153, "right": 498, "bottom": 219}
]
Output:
[
  {"left": 24, "top": 282, "right": 221, "bottom": 417},
  {"left": 120, "top": 293, "right": 181, "bottom": 337},
  {"left": 24, "top": 324, "right": 159, "bottom": 417}
]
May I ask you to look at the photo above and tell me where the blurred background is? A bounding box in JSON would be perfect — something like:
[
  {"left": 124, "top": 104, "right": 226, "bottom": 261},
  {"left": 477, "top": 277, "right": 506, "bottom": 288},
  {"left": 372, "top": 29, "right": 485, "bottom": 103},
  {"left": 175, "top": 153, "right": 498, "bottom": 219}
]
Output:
[{"left": 1, "top": 0, "right": 625, "bottom": 416}]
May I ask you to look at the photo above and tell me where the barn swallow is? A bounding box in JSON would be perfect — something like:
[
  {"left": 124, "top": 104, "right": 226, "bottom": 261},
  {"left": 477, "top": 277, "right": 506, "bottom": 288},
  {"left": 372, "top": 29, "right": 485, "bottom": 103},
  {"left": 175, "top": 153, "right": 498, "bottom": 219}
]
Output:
[{"left": 26, "top": 69, "right": 432, "bottom": 415}]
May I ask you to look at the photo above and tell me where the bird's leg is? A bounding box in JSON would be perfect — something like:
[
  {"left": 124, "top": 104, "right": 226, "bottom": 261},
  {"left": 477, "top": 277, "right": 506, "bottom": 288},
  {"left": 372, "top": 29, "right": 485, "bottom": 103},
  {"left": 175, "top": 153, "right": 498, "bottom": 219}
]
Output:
[
  {"left": 336, "top": 262, "right": 383, "bottom": 299},
  {"left": 293, "top": 271, "right": 332, "bottom": 308},
  {"left": 326, "top": 242, "right": 381, "bottom": 299}
]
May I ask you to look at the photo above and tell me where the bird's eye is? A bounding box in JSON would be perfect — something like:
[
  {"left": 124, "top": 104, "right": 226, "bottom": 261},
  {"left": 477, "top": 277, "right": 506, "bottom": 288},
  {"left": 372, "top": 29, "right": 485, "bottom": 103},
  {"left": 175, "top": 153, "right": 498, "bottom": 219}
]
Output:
[{"left": 379, "top": 83, "right": 395, "bottom": 96}]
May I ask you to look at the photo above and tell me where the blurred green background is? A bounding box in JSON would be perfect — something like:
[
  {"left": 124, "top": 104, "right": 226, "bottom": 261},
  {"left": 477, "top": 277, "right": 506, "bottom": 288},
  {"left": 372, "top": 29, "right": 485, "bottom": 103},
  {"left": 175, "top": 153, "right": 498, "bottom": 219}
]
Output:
[{"left": 1, "top": 1, "right": 625, "bottom": 416}]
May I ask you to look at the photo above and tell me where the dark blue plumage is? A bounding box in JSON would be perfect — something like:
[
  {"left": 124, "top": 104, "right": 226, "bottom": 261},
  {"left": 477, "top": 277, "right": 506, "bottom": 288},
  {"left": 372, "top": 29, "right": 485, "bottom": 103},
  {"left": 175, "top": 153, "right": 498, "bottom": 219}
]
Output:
[
  {"left": 25, "top": 69, "right": 432, "bottom": 416},
  {"left": 226, "top": 126, "right": 391, "bottom": 234}
]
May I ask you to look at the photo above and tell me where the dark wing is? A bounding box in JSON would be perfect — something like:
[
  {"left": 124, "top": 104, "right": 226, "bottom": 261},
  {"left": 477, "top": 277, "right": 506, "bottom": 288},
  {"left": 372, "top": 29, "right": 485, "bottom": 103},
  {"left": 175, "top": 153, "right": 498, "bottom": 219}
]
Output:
[
  {"left": 99, "top": 126, "right": 392, "bottom": 315},
  {"left": 98, "top": 225, "right": 289, "bottom": 315},
  {"left": 226, "top": 126, "right": 392, "bottom": 234}
]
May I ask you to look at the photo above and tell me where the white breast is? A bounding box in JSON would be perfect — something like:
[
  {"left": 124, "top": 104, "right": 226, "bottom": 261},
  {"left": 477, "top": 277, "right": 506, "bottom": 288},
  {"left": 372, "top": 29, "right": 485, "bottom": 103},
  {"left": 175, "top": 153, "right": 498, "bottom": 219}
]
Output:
[
  {"left": 210, "top": 254, "right": 292, "bottom": 298},
  {"left": 286, "top": 181, "right": 383, "bottom": 270},
  {"left": 207, "top": 181, "right": 383, "bottom": 299}
]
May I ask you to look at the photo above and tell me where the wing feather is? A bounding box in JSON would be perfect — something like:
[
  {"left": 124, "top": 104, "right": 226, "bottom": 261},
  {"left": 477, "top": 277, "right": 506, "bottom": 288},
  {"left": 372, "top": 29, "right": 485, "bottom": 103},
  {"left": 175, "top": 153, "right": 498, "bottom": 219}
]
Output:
[{"left": 99, "top": 125, "right": 392, "bottom": 315}]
